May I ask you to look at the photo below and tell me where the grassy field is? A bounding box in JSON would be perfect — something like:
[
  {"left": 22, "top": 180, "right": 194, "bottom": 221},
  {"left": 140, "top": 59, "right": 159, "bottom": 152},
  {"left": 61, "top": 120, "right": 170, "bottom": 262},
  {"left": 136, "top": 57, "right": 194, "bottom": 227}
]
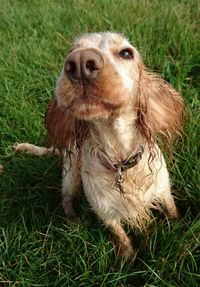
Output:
[{"left": 0, "top": 0, "right": 199, "bottom": 286}]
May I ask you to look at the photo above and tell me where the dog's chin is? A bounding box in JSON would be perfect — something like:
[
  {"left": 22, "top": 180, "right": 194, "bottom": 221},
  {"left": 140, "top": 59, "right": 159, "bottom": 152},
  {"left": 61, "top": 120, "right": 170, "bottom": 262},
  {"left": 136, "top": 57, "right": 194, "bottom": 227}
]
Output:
[
  {"left": 74, "top": 103, "right": 111, "bottom": 121},
  {"left": 71, "top": 95, "right": 121, "bottom": 121}
]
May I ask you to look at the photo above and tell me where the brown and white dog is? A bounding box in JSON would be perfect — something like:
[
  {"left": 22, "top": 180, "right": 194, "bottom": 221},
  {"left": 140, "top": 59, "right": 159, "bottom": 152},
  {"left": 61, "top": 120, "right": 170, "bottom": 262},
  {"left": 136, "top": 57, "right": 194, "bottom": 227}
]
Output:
[{"left": 16, "top": 32, "right": 183, "bottom": 258}]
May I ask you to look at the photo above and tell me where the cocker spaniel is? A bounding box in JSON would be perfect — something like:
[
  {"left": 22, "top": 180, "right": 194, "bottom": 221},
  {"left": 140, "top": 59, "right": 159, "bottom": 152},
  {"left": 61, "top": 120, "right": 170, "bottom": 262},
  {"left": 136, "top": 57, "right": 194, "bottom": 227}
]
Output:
[{"left": 16, "top": 32, "right": 184, "bottom": 258}]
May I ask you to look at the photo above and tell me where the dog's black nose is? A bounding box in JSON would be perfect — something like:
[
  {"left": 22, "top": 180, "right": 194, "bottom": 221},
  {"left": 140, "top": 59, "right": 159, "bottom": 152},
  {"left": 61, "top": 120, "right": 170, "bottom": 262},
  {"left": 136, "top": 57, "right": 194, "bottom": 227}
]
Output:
[{"left": 64, "top": 49, "right": 104, "bottom": 83}]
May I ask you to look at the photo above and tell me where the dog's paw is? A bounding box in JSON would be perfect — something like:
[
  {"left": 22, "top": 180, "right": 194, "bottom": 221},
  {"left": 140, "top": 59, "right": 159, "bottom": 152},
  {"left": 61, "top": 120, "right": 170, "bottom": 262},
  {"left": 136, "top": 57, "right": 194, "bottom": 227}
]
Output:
[
  {"left": 66, "top": 213, "right": 79, "bottom": 225},
  {"left": 113, "top": 235, "right": 135, "bottom": 261},
  {"left": 119, "top": 241, "right": 135, "bottom": 260},
  {"left": 62, "top": 199, "right": 79, "bottom": 224},
  {"left": 0, "top": 164, "right": 4, "bottom": 173},
  {"left": 167, "top": 206, "right": 181, "bottom": 220}
]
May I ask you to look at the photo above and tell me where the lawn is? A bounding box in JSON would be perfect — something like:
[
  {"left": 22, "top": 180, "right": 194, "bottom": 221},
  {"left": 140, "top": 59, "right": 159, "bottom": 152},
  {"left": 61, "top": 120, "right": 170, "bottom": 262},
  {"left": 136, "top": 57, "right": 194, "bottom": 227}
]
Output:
[{"left": 0, "top": 0, "right": 199, "bottom": 286}]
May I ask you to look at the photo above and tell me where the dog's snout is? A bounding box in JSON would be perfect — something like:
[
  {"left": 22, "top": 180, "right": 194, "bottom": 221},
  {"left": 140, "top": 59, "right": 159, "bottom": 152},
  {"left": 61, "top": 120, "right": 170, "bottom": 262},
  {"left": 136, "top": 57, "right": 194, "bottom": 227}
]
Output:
[{"left": 65, "top": 50, "right": 104, "bottom": 83}]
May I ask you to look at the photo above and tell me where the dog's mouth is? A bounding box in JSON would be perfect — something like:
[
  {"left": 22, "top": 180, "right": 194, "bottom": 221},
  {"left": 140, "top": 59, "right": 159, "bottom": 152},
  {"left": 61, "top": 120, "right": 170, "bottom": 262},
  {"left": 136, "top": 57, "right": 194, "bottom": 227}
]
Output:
[{"left": 70, "top": 84, "right": 120, "bottom": 120}]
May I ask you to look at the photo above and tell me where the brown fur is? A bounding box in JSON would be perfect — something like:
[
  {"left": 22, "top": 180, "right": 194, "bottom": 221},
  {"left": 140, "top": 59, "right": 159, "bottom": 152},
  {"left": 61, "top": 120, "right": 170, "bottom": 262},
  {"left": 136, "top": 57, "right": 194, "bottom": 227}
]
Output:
[
  {"left": 137, "top": 68, "right": 183, "bottom": 143},
  {"left": 45, "top": 98, "right": 88, "bottom": 152},
  {"left": 0, "top": 164, "right": 3, "bottom": 173}
]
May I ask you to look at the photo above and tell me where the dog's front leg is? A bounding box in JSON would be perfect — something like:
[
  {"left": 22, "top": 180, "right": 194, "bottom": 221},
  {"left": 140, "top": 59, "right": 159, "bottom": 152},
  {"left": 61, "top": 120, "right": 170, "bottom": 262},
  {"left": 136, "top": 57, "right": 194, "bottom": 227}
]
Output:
[
  {"left": 62, "top": 153, "right": 81, "bottom": 223},
  {"left": 107, "top": 221, "right": 134, "bottom": 259}
]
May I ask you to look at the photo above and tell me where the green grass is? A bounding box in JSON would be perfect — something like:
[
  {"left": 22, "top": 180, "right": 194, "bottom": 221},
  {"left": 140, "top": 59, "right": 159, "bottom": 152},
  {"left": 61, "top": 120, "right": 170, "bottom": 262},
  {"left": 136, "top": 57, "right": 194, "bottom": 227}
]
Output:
[{"left": 0, "top": 0, "right": 199, "bottom": 286}]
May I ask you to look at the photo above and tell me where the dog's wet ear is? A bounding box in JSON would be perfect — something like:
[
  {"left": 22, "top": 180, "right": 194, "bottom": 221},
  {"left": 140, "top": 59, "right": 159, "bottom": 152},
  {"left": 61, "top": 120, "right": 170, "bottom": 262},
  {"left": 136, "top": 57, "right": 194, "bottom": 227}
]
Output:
[
  {"left": 45, "top": 98, "right": 76, "bottom": 151},
  {"left": 137, "top": 68, "right": 184, "bottom": 144},
  {"left": 45, "top": 98, "right": 88, "bottom": 151}
]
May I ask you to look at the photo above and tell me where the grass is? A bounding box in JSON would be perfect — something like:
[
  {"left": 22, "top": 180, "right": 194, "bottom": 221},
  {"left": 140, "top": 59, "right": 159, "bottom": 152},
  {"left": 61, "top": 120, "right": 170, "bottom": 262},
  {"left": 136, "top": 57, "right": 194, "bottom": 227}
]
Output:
[{"left": 0, "top": 0, "right": 199, "bottom": 286}]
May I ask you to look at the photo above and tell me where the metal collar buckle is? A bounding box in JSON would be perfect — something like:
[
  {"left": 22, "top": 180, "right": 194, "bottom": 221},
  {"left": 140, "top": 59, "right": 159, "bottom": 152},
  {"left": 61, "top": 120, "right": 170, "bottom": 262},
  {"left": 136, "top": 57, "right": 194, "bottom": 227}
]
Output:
[{"left": 114, "top": 145, "right": 144, "bottom": 194}]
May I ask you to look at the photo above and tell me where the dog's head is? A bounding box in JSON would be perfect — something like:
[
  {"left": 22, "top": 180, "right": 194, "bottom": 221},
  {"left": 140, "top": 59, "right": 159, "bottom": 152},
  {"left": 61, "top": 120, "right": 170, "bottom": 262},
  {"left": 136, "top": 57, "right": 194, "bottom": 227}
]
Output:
[
  {"left": 55, "top": 32, "right": 141, "bottom": 120},
  {"left": 46, "top": 32, "right": 183, "bottom": 150}
]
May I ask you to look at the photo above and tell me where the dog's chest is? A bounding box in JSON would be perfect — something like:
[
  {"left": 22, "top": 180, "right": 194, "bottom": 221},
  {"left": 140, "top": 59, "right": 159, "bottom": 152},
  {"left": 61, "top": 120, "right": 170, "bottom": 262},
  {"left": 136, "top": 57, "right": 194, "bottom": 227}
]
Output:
[
  {"left": 80, "top": 146, "right": 149, "bottom": 214},
  {"left": 79, "top": 144, "right": 169, "bottom": 216}
]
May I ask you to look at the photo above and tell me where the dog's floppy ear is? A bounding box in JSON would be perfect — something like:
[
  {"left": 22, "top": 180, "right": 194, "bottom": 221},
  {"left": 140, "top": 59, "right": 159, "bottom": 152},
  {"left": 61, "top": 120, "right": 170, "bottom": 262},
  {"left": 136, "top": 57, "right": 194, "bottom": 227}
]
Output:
[
  {"left": 45, "top": 98, "right": 88, "bottom": 152},
  {"left": 45, "top": 98, "right": 76, "bottom": 151},
  {"left": 137, "top": 68, "right": 184, "bottom": 143}
]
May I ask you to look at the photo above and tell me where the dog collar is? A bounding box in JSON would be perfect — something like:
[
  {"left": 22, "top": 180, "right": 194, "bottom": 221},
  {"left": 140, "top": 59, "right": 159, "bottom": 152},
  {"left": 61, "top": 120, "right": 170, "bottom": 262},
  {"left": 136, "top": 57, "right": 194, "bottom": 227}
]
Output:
[
  {"left": 113, "top": 145, "right": 144, "bottom": 172},
  {"left": 113, "top": 145, "right": 144, "bottom": 194},
  {"left": 97, "top": 145, "right": 144, "bottom": 194}
]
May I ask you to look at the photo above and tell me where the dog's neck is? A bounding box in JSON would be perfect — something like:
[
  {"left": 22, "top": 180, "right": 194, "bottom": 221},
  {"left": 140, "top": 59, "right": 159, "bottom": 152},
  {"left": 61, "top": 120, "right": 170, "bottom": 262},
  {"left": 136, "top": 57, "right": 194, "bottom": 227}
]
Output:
[{"left": 88, "top": 110, "right": 143, "bottom": 162}]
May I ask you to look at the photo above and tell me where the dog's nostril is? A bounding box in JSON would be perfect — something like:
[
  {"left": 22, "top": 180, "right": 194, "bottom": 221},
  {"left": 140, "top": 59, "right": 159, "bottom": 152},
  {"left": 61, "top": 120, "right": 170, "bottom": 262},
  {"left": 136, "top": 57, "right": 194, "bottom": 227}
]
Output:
[
  {"left": 86, "top": 60, "right": 97, "bottom": 72},
  {"left": 65, "top": 61, "right": 76, "bottom": 74}
]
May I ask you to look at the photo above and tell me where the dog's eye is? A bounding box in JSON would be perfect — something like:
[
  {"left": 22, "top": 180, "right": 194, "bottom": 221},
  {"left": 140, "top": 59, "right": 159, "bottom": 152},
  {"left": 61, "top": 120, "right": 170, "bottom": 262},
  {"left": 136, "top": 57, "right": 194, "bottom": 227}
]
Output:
[
  {"left": 119, "top": 49, "right": 134, "bottom": 60},
  {"left": 68, "top": 48, "right": 74, "bottom": 54}
]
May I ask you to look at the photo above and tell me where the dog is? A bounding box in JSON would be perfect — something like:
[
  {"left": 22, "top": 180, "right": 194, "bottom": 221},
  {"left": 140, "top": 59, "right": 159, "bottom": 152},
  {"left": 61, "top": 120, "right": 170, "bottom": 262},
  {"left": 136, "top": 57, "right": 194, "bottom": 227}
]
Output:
[{"left": 15, "top": 32, "right": 184, "bottom": 258}]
